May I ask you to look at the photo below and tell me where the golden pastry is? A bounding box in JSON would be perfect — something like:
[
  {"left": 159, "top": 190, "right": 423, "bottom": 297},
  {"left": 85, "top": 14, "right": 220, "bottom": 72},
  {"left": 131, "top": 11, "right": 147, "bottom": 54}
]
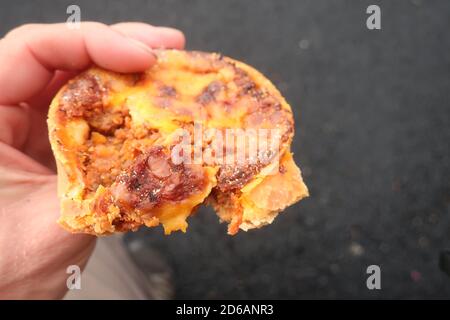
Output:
[{"left": 47, "top": 50, "right": 308, "bottom": 235}]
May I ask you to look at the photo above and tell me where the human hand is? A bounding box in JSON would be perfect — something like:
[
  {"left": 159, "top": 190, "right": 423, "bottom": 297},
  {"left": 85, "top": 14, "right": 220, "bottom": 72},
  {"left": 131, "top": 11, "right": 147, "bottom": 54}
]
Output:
[{"left": 0, "top": 22, "right": 185, "bottom": 299}]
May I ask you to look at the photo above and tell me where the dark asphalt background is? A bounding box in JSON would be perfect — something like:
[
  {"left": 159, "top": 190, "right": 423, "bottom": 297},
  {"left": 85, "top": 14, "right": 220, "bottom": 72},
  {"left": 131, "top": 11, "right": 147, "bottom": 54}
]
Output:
[{"left": 1, "top": 0, "right": 449, "bottom": 299}]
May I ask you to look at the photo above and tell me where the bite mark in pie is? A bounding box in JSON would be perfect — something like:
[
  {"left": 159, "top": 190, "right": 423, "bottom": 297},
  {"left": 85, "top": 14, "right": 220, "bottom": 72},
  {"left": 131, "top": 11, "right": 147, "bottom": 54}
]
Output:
[{"left": 47, "top": 50, "right": 308, "bottom": 235}]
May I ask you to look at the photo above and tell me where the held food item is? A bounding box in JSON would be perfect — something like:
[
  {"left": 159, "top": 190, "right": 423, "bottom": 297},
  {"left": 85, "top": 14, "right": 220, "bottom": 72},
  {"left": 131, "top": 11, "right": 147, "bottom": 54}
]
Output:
[{"left": 48, "top": 50, "right": 308, "bottom": 235}]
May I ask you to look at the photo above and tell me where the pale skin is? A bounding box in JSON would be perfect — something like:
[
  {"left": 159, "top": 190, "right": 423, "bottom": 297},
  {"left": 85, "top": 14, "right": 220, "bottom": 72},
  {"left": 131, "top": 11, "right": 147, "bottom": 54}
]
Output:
[{"left": 0, "top": 22, "right": 185, "bottom": 299}]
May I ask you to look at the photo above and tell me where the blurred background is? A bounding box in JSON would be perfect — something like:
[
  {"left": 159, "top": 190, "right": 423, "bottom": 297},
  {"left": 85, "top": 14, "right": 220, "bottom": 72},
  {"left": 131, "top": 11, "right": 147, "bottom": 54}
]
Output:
[{"left": 1, "top": 0, "right": 449, "bottom": 299}]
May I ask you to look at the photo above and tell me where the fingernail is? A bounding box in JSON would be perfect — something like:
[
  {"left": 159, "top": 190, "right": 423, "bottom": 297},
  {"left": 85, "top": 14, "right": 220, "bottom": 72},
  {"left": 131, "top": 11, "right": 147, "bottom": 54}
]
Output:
[{"left": 128, "top": 38, "right": 156, "bottom": 57}]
